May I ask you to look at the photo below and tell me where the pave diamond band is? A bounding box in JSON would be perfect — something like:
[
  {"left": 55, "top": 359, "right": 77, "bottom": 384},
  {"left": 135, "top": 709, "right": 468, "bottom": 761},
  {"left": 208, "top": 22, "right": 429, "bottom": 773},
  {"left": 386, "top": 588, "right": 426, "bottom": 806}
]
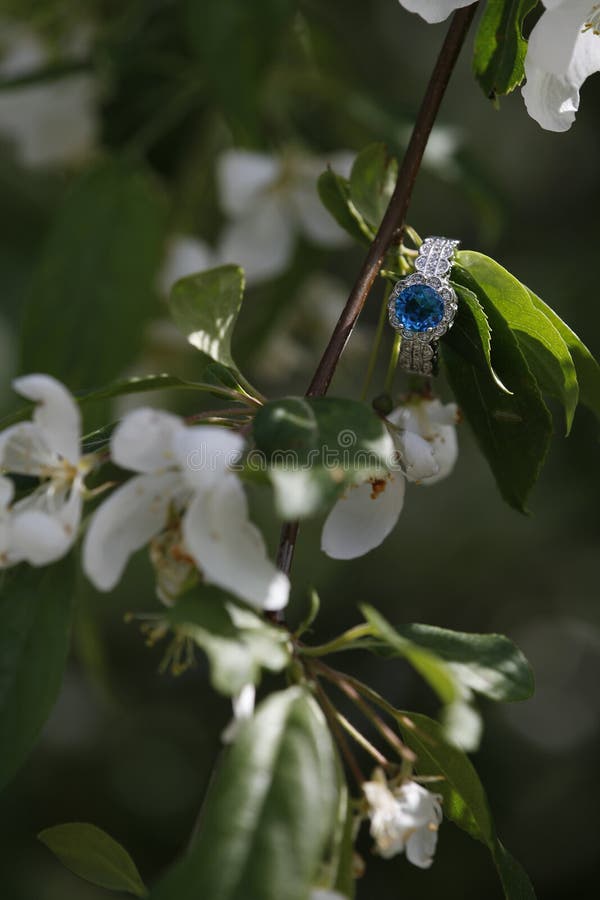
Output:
[{"left": 388, "top": 236, "right": 460, "bottom": 376}]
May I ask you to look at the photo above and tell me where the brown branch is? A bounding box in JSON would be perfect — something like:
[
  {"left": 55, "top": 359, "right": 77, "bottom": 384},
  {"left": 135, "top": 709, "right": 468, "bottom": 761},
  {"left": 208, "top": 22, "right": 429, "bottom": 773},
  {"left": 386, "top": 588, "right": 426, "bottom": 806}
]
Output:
[{"left": 276, "top": 4, "right": 478, "bottom": 582}]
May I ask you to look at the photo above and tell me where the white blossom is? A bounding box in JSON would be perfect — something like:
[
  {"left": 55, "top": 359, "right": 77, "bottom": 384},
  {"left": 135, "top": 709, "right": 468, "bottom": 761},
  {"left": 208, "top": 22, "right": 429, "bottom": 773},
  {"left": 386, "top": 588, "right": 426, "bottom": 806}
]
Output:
[
  {"left": 216, "top": 149, "right": 353, "bottom": 283},
  {"left": 321, "top": 397, "right": 458, "bottom": 560},
  {"left": 387, "top": 397, "right": 459, "bottom": 485},
  {"left": 522, "top": 1, "right": 600, "bottom": 132},
  {"left": 82, "top": 409, "right": 289, "bottom": 611},
  {"left": 363, "top": 776, "right": 443, "bottom": 869},
  {"left": 0, "top": 22, "right": 98, "bottom": 167},
  {"left": 397, "top": 1, "right": 474, "bottom": 24},
  {"left": 0, "top": 375, "right": 92, "bottom": 566}
]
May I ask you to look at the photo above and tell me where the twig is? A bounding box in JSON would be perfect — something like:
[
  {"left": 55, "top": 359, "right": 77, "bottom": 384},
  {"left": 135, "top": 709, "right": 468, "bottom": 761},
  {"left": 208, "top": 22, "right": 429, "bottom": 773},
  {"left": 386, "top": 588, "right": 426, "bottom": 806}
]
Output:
[
  {"left": 276, "top": 4, "right": 478, "bottom": 579},
  {"left": 312, "top": 677, "right": 366, "bottom": 787},
  {"left": 313, "top": 659, "right": 415, "bottom": 764}
]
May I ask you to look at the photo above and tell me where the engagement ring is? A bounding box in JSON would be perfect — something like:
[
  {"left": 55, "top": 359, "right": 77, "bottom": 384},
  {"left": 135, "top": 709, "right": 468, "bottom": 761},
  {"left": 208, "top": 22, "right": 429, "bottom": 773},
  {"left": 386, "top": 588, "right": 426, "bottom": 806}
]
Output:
[{"left": 388, "top": 236, "right": 460, "bottom": 376}]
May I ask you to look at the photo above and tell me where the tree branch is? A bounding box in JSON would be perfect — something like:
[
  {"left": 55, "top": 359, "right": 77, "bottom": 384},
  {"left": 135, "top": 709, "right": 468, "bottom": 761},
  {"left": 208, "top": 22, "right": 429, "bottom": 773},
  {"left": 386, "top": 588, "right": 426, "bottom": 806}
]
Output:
[{"left": 276, "top": 4, "right": 478, "bottom": 583}]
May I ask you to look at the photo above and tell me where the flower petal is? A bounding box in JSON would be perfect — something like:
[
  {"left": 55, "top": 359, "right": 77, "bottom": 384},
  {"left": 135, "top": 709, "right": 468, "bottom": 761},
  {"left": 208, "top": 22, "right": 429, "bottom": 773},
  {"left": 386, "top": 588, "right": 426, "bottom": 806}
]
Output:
[
  {"left": 321, "top": 475, "right": 405, "bottom": 560},
  {"left": 405, "top": 825, "right": 438, "bottom": 869},
  {"left": 182, "top": 477, "right": 289, "bottom": 611},
  {"left": 173, "top": 425, "right": 244, "bottom": 492},
  {"left": 398, "top": 0, "right": 475, "bottom": 25},
  {"left": 0, "top": 422, "right": 53, "bottom": 475},
  {"left": 10, "top": 484, "right": 81, "bottom": 565},
  {"left": 393, "top": 430, "right": 439, "bottom": 483},
  {"left": 0, "top": 475, "right": 14, "bottom": 509},
  {"left": 83, "top": 471, "right": 183, "bottom": 591},
  {"left": 218, "top": 197, "right": 294, "bottom": 283},
  {"left": 217, "top": 150, "right": 280, "bottom": 217},
  {"left": 525, "top": 0, "right": 591, "bottom": 77},
  {"left": 111, "top": 408, "right": 184, "bottom": 474},
  {"left": 524, "top": 26, "right": 600, "bottom": 132},
  {"left": 425, "top": 426, "right": 458, "bottom": 485},
  {"left": 13, "top": 374, "right": 80, "bottom": 464}
]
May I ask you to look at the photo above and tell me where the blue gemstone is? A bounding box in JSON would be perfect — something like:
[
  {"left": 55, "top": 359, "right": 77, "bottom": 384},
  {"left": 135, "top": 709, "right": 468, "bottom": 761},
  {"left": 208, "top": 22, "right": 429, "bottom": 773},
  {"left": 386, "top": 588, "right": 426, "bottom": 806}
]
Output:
[{"left": 394, "top": 284, "right": 444, "bottom": 332}]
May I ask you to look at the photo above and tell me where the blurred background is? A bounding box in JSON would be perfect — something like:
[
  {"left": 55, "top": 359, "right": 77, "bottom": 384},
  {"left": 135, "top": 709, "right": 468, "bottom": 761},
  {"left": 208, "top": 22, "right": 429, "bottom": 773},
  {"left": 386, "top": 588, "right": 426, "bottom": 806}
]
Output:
[{"left": 0, "top": 0, "right": 599, "bottom": 897}]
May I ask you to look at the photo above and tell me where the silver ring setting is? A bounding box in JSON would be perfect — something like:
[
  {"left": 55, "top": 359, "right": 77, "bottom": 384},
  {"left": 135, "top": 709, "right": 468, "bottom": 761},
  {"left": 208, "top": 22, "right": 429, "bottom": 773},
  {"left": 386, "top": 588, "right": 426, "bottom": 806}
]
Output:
[{"left": 388, "top": 236, "right": 460, "bottom": 376}]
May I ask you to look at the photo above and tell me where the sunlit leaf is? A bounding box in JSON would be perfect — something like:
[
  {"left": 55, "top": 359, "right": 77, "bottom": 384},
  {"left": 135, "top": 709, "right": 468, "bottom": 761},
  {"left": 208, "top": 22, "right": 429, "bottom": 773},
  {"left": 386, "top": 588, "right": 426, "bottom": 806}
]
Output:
[
  {"left": 457, "top": 252, "right": 579, "bottom": 434},
  {"left": 442, "top": 267, "right": 552, "bottom": 513},
  {"left": 473, "top": 0, "right": 539, "bottom": 99}
]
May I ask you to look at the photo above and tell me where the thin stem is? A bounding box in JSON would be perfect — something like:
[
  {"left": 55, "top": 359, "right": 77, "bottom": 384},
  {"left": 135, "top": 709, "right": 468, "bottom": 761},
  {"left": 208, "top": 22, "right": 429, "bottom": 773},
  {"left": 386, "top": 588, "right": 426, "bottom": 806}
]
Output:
[
  {"left": 335, "top": 710, "right": 390, "bottom": 768},
  {"left": 312, "top": 678, "right": 365, "bottom": 787},
  {"left": 314, "top": 659, "right": 414, "bottom": 764},
  {"left": 384, "top": 333, "right": 402, "bottom": 396},
  {"left": 361, "top": 281, "right": 393, "bottom": 400},
  {"left": 276, "top": 4, "right": 478, "bottom": 579},
  {"left": 300, "top": 622, "right": 374, "bottom": 657}
]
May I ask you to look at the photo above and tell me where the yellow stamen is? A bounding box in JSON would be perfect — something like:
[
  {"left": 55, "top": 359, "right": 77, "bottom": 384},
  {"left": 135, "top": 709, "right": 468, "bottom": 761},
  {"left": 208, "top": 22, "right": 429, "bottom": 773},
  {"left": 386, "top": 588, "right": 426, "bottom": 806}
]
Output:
[{"left": 583, "top": 5, "right": 600, "bottom": 34}]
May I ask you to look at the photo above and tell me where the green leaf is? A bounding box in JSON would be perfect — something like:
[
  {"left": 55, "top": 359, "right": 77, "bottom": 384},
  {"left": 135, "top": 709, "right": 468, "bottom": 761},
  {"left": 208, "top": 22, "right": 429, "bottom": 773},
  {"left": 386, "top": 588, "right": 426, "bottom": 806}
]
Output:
[
  {"left": 168, "top": 265, "right": 245, "bottom": 372},
  {"left": 317, "top": 169, "right": 371, "bottom": 245},
  {"left": 149, "top": 687, "right": 339, "bottom": 900},
  {"left": 457, "top": 252, "right": 579, "bottom": 433},
  {"left": 398, "top": 710, "right": 493, "bottom": 841},
  {"left": 442, "top": 268, "right": 552, "bottom": 513},
  {"left": 252, "top": 397, "right": 395, "bottom": 519},
  {"left": 38, "top": 823, "right": 147, "bottom": 897},
  {"left": 444, "top": 281, "right": 511, "bottom": 394},
  {"left": 349, "top": 143, "right": 397, "bottom": 230},
  {"left": 397, "top": 711, "right": 536, "bottom": 898},
  {"left": 526, "top": 288, "right": 600, "bottom": 421},
  {"left": 361, "top": 606, "right": 458, "bottom": 705},
  {"left": 368, "top": 614, "right": 534, "bottom": 702},
  {"left": 0, "top": 558, "right": 74, "bottom": 791},
  {"left": 492, "top": 841, "right": 537, "bottom": 900},
  {"left": 166, "top": 587, "right": 290, "bottom": 695},
  {"left": 473, "top": 0, "right": 539, "bottom": 99},
  {"left": 20, "top": 161, "right": 166, "bottom": 389}
]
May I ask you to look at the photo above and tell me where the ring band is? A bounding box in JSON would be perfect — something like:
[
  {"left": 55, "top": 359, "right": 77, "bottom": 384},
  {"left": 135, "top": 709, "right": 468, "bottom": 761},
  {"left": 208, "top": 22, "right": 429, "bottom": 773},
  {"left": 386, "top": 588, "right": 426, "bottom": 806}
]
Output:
[{"left": 388, "top": 236, "right": 460, "bottom": 376}]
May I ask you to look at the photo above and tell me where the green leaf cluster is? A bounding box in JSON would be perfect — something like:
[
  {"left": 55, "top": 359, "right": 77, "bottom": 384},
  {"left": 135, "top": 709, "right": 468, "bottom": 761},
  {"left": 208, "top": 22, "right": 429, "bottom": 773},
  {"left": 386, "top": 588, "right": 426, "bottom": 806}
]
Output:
[
  {"left": 318, "top": 143, "right": 398, "bottom": 247},
  {"left": 442, "top": 251, "right": 600, "bottom": 512},
  {"left": 337, "top": 606, "right": 533, "bottom": 751}
]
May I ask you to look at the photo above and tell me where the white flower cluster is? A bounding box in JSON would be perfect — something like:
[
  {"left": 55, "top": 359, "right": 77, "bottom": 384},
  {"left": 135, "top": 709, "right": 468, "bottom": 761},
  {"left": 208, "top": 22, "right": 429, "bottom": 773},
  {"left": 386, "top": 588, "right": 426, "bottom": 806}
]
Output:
[
  {"left": 363, "top": 773, "right": 443, "bottom": 868},
  {"left": 0, "top": 375, "right": 289, "bottom": 612},
  {"left": 322, "top": 398, "right": 459, "bottom": 560},
  {"left": 398, "top": 0, "right": 600, "bottom": 132},
  {"left": 160, "top": 149, "right": 355, "bottom": 295},
  {"left": 0, "top": 21, "right": 98, "bottom": 168}
]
